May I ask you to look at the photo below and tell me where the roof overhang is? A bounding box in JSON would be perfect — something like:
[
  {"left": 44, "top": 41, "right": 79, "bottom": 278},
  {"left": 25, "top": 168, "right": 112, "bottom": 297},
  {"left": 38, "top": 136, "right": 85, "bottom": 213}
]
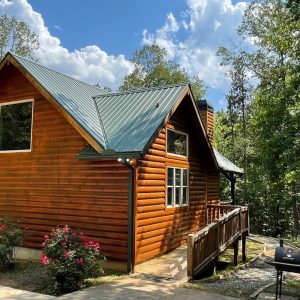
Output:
[{"left": 213, "top": 149, "right": 244, "bottom": 176}]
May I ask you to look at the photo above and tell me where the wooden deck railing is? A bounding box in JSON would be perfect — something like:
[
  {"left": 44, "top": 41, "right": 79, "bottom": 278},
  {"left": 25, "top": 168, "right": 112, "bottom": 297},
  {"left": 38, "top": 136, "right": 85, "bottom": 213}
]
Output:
[{"left": 187, "top": 204, "right": 249, "bottom": 278}]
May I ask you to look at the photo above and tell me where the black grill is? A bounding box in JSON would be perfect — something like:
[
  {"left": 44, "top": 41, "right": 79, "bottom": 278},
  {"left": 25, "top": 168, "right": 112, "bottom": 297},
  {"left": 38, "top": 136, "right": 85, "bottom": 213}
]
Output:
[{"left": 271, "top": 240, "right": 300, "bottom": 299}]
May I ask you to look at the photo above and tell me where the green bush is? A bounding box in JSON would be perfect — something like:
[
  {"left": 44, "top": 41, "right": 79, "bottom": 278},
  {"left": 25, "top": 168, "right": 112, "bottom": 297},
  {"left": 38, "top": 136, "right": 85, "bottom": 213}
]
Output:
[
  {"left": 42, "top": 225, "right": 105, "bottom": 293},
  {"left": 0, "top": 218, "right": 23, "bottom": 269}
]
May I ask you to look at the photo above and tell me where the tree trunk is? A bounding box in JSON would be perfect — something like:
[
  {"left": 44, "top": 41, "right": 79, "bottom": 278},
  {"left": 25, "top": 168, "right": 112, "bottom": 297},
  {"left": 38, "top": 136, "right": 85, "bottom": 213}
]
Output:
[{"left": 292, "top": 182, "right": 299, "bottom": 237}]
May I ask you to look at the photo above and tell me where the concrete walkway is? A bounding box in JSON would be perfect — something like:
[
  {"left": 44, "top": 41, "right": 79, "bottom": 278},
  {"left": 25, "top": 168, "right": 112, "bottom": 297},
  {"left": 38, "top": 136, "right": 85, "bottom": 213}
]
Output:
[
  {"left": 57, "top": 277, "right": 238, "bottom": 300},
  {"left": 0, "top": 286, "right": 55, "bottom": 300}
]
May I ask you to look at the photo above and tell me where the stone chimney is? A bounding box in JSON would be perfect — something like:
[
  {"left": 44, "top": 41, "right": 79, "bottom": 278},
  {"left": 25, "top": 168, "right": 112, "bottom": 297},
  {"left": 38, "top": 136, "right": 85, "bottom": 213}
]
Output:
[{"left": 197, "top": 100, "right": 214, "bottom": 146}]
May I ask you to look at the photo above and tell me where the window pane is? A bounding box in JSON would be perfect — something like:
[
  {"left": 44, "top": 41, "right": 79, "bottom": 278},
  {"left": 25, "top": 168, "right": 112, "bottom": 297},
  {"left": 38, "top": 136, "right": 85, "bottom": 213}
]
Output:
[
  {"left": 182, "top": 187, "right": 188, "bottom": 205},
  {"left": 167, "top": 187, "right": 173, "bottom": 206},
  {"left": 175, "top": 187, "right": 180, "bottom": 205},
  {"left": 183, "top": 169, "right": 188, "bottom": 186},
  {"left": 0, "top": 102, "right": 32, "bottom": 151},
  {"left": 175, "top": 169, "right": 181, "bottom": 186},
  {"left": 167, "top": 130, "right": 187, "bottom": 156},
  {"left": 167, "top": 168, "right": 174, "bottom": 186}
]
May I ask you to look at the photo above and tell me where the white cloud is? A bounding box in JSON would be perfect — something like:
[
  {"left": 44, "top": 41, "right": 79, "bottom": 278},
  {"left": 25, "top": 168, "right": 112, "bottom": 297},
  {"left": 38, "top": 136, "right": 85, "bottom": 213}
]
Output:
[
  {"left": 143, "top": 0, "right": 248, "bottom": 94},
  {"left": 0, "top": 0, "right": 133, "bottom": 89}
]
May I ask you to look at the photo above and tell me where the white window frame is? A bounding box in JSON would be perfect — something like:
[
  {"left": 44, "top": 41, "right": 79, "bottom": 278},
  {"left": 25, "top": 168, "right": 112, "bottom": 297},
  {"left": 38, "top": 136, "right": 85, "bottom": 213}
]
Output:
[
  {"left": 166, "top": 167, "right": 189, "bottom": 208},
  {"left": 166, "top": 128, "right": 188, "bottom": 158},
  {"left": 0, "top": 99, "right": 34, "bottom": 153}
]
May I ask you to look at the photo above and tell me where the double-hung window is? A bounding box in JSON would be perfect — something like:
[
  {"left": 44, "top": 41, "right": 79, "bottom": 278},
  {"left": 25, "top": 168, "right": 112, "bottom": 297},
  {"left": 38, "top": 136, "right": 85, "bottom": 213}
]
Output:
[
  {"left": 0, "top": 100, "right": 33, "bottom": 152},
  {"left": 167, "top": 167, "right": 189, "bottom": 207}
]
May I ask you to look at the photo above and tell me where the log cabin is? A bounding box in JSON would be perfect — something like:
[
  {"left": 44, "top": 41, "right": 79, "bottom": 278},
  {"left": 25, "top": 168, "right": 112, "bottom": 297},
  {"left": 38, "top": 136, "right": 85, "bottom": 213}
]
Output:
[{"left": 0, "top": 52, "right": 245, "bottom": 273}]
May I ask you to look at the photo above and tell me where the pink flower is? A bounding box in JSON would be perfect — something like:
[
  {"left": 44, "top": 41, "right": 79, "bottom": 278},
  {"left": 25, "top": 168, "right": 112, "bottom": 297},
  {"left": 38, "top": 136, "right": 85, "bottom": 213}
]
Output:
[
  {"left": 64, "top": 234, "right": 69, "bottom": 239},
  {"left": 0, "top": 235, "right": 2, "bottom": 239},
  {"left": 71, "top": 231, "right": 77, "bottom": 236},
  {"left": 42, "top": 256, "right": 48, "bottom": 265},
  {"left": 62, "top": 242, "right": 67, "bottom": 247},
  {"left": 64, "top": 252, "right": 70, "bottom": 258},
  {"left": 76, "top": 258, "right": 84, "bottom": 265},
  {"left": 44, "top": 234, "right": 49, "bottom": 240},
  {"left": 63, "top": 227, "right": 68, "bottom": 233},
  {"left": 0, "top": 224, "right": 6, "bottom": 230}
]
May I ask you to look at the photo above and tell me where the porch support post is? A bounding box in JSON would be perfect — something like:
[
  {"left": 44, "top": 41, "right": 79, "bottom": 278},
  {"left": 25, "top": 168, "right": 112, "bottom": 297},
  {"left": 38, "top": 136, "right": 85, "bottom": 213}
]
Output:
[
  {"left": 242, "top": 235, "right": 247, "bottom": 263},
  {"left": 223, "top": 172, "right": 237, "bottom": 205},
  {"left": 230, "top": 174, "right": 237, "bottom": 205},
  {"left": 233, "top": 240, "right": 239, "bottom": 266}
]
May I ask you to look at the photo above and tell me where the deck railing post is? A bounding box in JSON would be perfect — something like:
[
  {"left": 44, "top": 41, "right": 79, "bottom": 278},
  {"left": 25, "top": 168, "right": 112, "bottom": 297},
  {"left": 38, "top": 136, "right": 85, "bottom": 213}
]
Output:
[
  {"left": 187, "top": 233, "right": 195, "bottom": 278},
  {"left": 215, "top": 219, "right": 220, "bottom": 259}
]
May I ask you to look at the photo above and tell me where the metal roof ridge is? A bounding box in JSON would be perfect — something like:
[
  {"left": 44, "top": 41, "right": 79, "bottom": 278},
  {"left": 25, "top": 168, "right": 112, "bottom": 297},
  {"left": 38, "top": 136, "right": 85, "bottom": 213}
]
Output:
[
  {"left": 9, "top": 52, "right": 106, "bottom": 93},
  {"left": 93, "top": 83, "right": 189, "bottom": 98}
]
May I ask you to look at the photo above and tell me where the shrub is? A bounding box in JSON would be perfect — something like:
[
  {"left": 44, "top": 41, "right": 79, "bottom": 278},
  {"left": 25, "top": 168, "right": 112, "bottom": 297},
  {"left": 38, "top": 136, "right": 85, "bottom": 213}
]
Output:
[
  {"left": 0, "top": 218, "right": 23, "bottom": 269},
  {"left": 42, "top": 225, "right": 105, "bottom": 293}
]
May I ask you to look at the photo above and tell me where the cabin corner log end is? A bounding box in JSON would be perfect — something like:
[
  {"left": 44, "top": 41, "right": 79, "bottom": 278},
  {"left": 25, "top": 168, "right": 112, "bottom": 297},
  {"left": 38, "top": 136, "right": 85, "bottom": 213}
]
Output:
[{"left": 187, "top": 204, "right": 249, "bottom": 278}]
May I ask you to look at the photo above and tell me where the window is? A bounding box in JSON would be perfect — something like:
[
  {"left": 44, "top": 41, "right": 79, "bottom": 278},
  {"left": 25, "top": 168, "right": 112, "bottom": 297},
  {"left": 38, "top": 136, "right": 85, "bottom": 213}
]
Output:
[
  {"left": 0, "top": 100, "right": 33, "bottom": 152},
  {"left": 167, "top": 129, "right": 188, "bottom": 157},
  {"left": 167, "top": 167, "right": 189, "bottom": 207}
]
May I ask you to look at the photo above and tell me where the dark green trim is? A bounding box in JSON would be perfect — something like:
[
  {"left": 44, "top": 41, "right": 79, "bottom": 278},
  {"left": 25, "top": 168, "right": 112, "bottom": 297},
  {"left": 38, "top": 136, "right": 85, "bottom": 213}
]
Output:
[
  {"left": 125, "top": 161, "right": 134, "bottom": 274},
  {"left": 76, "top": 149, "right": 142, "bottom": 160}
]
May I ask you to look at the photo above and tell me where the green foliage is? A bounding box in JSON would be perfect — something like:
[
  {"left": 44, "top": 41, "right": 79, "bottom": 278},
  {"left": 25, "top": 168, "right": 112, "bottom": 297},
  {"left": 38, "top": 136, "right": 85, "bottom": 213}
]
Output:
[
  {"left": 0, "top": 15, "right": 39, "bottom": 60},
  {"left": 119, "top": 44, "right": 206, "bottom": 100},
  {"left": 215, "top": 0, "right": 300, "bottom": 236},
  {"left": 94, "top": 83, "right": 112, "bottom": 93},
  {"left": 42, "top": 226, "right": 105, "bottom": 293},
  {"left": 0, "top": 218, "right": 23, "bottom": 269}
]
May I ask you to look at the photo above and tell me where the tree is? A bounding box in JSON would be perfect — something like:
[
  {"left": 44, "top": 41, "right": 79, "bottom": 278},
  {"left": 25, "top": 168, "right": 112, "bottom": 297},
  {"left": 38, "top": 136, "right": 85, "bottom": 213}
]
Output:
[
  {"left": 217, "top": 46, "right": 252, "bottom": 204},
  {"left": 119, "top": 45, "right": 206, "bottom": 100},
  {"left": 0, "top": 15, "right": 39, "bottom": 60},
  {"left": 215, "top": 0, "right": 300, "bottom": 236}
]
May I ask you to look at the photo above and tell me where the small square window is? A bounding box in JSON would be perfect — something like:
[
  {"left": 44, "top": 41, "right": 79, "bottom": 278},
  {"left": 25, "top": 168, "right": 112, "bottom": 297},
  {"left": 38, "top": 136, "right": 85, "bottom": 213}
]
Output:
[
  {"left": 167, "top": 129, "right": 188, "bottom": 157},
  {"left": 0, "top": 100, "right": 33, "bottom": 152}
]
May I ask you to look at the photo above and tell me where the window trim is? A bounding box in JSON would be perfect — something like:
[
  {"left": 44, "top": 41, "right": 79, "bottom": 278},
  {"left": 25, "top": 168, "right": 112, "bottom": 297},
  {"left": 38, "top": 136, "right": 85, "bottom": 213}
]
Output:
[
  {"left": 0, "top": 99, "right": 34, "bottom": 153},
  {"left": 166, "top": 128, "right": 189, "bottom": 158},
  {"left": 166, "top": 166, "right": 189, "bottom": 208}
]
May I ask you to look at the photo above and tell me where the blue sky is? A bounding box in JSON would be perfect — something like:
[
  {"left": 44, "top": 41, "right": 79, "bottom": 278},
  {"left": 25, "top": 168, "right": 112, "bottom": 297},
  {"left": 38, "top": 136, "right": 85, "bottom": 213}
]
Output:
[{"left": 0, "top": 0, "right": 249, "bottom": 110}]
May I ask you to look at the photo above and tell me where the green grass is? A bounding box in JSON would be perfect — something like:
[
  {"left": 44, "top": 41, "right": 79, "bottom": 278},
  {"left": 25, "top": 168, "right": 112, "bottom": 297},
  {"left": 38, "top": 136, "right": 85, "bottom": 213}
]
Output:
[
  {"left": 265, "top": 280, "right": 300, "bottom": 298},
  {"left": 0, "top": 261, "right": 126, "bottom": 296},
  {"left": 284, "top": 237, "right": 300, "bottom": 248}
]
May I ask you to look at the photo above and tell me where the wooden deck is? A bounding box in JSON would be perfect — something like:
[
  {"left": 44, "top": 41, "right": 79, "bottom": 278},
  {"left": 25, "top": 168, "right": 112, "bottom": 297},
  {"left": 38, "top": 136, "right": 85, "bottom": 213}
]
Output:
[
  {"left": 187, "top": 204, "right": 249, "bottom": 278},
  {"left": 134, "top": 204, "right": 249, "bottom": 281}
]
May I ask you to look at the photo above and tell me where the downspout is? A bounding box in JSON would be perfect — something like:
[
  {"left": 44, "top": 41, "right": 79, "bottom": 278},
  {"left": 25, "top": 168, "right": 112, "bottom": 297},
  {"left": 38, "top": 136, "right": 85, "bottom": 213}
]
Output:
[{"left": 118, "top": 158, "right": 135, "bottom": 274}]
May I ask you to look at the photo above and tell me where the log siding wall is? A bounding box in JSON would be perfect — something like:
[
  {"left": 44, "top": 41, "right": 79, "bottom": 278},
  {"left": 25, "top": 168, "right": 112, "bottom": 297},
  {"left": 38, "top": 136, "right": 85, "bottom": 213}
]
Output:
[
  {"left": 135, "top": 100, "right": 220, "bottom": 264},
  {"left": 0, "top": 64, "right": 129, "bottom": 262}
]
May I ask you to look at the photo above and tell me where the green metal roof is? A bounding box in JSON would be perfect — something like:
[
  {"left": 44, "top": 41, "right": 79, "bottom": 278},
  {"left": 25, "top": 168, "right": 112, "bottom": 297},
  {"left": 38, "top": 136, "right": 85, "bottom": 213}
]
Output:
[
  {"left": 3, "top": 53, "right": 215, "bottom": 161},
  {"left": 93, "top": 84, "right": 189, "bottom": 152},
  {"left": 213, "top": 149, "right": 244, "bottom": 175},
  {"left": 9, "top": 53, "right": 107, "bottom": 149}
]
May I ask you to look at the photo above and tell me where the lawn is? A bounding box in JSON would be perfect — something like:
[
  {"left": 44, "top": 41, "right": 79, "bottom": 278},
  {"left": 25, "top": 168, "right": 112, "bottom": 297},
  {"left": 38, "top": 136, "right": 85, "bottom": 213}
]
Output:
[{"left": 0, "top": 261, "right": 126, "bottom": 296}]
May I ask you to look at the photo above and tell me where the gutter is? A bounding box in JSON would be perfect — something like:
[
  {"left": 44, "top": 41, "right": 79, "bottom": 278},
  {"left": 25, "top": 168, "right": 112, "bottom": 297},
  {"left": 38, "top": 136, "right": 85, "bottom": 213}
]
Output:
[{"left": 118, "top": 158, "right": 135, "bottom": 274}]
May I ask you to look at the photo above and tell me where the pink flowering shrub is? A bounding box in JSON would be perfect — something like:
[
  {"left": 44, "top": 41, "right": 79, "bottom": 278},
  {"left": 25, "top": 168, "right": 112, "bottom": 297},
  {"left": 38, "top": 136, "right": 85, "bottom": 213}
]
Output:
[
  {"left": 42, "top": 225, "right": 105, "bottom": 292},
  {"left": 0, "top": 218, "right": 23, "bottom": 268}
]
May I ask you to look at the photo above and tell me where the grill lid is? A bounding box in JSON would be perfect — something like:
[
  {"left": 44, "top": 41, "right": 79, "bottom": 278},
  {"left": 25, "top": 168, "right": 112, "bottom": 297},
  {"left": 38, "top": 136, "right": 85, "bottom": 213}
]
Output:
[{"left": 275, "top": 244, "right": 300, "bottom": 265}]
